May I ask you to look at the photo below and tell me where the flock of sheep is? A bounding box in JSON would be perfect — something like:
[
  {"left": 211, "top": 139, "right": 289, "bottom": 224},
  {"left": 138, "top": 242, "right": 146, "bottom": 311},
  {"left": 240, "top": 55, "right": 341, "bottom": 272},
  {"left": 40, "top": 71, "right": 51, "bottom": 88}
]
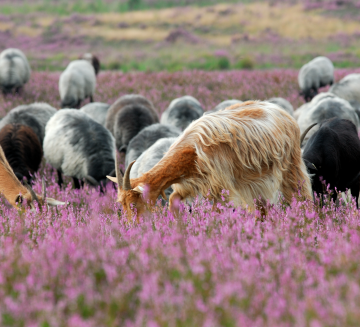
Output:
[{"left": 0, "top": 47, "right": 360, "bottom": 219}]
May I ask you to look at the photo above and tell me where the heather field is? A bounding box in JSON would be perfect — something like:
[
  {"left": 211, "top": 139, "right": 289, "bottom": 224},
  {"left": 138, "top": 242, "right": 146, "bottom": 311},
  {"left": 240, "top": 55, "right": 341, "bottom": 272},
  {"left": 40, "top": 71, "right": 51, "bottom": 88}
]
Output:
[{"left": 1, "top": 70, "right": 360, "bottom": 325}]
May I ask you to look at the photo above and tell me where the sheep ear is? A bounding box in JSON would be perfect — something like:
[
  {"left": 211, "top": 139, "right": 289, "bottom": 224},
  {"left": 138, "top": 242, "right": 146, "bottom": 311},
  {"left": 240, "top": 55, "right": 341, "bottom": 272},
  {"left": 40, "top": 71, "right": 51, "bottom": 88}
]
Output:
[
  {"left": 46, "top": 198, "right": 66, "bottom": 206},
  {"left": 107, "top": 176, "right": 118, "bottom": 183},
  {"left": 133, "top": 185, "right": 144, "bottom": 194}
]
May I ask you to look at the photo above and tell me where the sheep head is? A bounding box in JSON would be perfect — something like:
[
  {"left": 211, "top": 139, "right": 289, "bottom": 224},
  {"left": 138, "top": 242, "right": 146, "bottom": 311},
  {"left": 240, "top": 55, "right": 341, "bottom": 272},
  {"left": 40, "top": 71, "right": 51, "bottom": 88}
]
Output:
[
  {"left": 107, "top": 157, "right": 147, "bottom": 221},
  {"left": 15, "top": 179, "right": 65, "bottom": 211}
]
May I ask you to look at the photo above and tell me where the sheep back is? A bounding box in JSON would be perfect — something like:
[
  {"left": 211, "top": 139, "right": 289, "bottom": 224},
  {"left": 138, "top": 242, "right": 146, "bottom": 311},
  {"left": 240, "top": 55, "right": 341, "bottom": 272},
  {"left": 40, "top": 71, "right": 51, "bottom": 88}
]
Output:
[
  {"left": 161, "top": 96, "right": 204, "bottom": 130},
  {"left": 114, "top": 104, "right": 158, "bottom": 153},
  {"left": 0, "top": 102, "right": 57, "bottom": 145},
  {"left": 125, "top": 123, "right": 181, "bottom": 168},
  {"left": 0, "top": 48, "right": 31, "bottom": 94},
  {"left": 298, "top": 56, "right": 334, "bottom": 101},
  {"left": 0, "top": 123, "right": 42, "bottom": 182},
  {"left": 59, "top": 60, "right": 96, "bottom": 108},
  {"left": 44, "top": 109, "right": 115, "bottom": 182},
  {"left": 105, "top": 94, "right": 158, "bottom": 135},
  {"left": 267, "top": 97, "right": 294, "bottom": 116},
  {"left": 80, "top": 102, "right": 110, "bottom": 127}
]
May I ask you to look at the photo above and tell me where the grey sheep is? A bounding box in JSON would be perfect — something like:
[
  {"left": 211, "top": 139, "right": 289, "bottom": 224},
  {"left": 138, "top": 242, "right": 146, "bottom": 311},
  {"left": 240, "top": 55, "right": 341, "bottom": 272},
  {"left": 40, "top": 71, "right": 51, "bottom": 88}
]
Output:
[
  {"left": 295, "top": 92, "right": 341, "bottom": 121},
  {"left": 0, "top": 48, "right": 31, "bottom": 95},
  {"left": 105, "top": 94, "right": 159, "bottom": 153},
  {"left": 161, "top": 96, "right": 204, "bottom": 130},
  {"left": 0, "top": 102, "right": 57, "bottom": 145},
  {"left": 44, "top": 109, "right": 115, "bottom": 190},
  {"left": 329, "top": 73, "right": 360, "bottom": 103},
  {"left": 130, "top": 137, "right": 178, "bottom": 202},
  {"left": 59, "top": 60, "right": 96, "bottom": 108},
  {"left": 80, "top": 102, "right": 110, "bottom": 127},
  {"left": 267, "top": 97, "right": 294, "bottom": 116},
  {"left": 125, "top": 123, "right": 181, "bottom": 168},
  {"left": 298, "top": 56, "right": 334, "bottom": 102},
  {"left": 298, "top": 96, "right": 359, "bottom": 146}
]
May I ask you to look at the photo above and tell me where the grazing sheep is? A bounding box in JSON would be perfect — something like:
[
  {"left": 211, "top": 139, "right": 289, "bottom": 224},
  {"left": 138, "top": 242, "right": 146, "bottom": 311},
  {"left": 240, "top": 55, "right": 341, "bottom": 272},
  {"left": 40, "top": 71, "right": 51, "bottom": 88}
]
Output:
[
  {"left": 130, "top": 137, "right": 178, "bottom": 202},
  {"left": 161, "top": 96, "right": 204, "bottom": 130},
  {"left": 298, "top": 56, "right": 334, "bottom": 102},
  {"left": 0, "top": 145, "right": 64, "bottom": 209},
  {"left": 44, "top": 109, "right": 115, "bottom": 190},
  {"left": 267, "top": 97, "right": 294, "bottom": 116},
  {"left": 105, "top": 94, "right": 159, "bottom": 153},
  {"left": 297, "top": 96, "right": 359, "bottom": 146},
  {"left": 80, "top": 102, "right": 110, "bottom": 127},
  {"left": 0, "top": 124, "right": 42, "bottom": 183},
  {"left": 300, "top": 118, "right": 360, "bottom": 207},
  {"left": 108, "top": 101, "right": 312, "bottom": 221},
  {"left": 125, "top": 123, "right": 181, "bottom": 168},
  {"left": 59, "top": 60, "right": 96, "bottom": 108},
  {"left": 79, "top": 53, "right": 100, "bottom": 75},
  {"left": 0, "top": 48, "right": 31, "bottom": 95},
  {"left": 0, "top": 102, "right": 57, "bottom": 145}
]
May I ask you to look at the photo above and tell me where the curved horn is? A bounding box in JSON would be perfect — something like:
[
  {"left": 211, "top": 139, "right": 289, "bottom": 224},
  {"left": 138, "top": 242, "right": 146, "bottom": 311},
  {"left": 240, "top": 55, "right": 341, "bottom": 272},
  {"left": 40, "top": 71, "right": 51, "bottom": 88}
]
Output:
[
  {"left": 300, "top": 123, "right": 317, "bottom": 146},
  {"left": 42, "top": 178, "right": 46, "bottom": 200},
  {"left": 115, "top": 152, "right": 123, "bottom": 187},
  {"left": 123, "top": 160, "right": 135, "bottom": 191},
  {"left": 24, "top": 181, "right": 39, "bottom": 204},
  {"left": 85, "top": 175, "right": 99, "bottom": 186}
]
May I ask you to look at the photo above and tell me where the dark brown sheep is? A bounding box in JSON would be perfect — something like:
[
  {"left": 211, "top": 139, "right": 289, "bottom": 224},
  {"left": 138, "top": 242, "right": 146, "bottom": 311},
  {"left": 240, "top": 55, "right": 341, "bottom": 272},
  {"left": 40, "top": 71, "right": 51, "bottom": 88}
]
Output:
[{"left": 0, "top": 124, "right": 43, "bottom": 183}]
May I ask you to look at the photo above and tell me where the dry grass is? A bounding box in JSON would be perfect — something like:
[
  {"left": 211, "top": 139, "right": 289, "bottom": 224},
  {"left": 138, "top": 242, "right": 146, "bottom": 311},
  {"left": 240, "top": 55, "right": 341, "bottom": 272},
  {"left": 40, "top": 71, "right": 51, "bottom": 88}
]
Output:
[{"left": 2, "top": 3, "right": 360, "bottom": 45}]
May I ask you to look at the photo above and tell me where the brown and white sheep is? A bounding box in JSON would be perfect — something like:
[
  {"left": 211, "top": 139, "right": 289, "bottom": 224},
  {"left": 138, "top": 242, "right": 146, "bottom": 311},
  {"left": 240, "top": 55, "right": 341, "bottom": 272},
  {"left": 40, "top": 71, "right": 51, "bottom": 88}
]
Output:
[{"left": 108, "top": 101, "right": 312, "bottom": 220}]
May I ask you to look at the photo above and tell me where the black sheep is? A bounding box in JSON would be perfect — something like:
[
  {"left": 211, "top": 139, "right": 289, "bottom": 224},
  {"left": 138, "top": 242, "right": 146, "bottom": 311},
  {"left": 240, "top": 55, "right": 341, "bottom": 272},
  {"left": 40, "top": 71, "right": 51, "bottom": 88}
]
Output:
[{"left": 301, "top": 118, "right": 360, "bottom": 207}]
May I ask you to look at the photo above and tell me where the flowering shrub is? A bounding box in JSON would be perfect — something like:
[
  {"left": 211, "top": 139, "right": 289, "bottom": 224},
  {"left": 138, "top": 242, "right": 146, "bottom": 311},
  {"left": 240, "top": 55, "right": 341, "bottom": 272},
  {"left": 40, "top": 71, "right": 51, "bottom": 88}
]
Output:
[
  {"left": 1, "top": 68, "right": 360, "bottom": 117},
  {"left": 0, "top": 70, "right": 360, "bottom": 325}
]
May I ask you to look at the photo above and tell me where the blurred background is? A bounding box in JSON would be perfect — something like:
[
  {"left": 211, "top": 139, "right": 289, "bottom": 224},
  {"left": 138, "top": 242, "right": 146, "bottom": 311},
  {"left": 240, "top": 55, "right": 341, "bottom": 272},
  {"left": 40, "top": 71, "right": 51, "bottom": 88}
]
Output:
[{"left": 1, "top": 0, "right": 360, "bottom": 72}]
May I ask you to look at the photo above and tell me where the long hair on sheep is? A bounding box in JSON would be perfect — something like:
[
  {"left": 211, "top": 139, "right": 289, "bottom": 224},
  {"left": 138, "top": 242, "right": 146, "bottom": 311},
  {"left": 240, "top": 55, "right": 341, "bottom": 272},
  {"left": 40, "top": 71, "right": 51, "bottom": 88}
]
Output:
[
  {"left": 0, "top": 124, "right": 43, "bottom": 183},
  {"left": 108, "top": 101, "right": 313, "bottom": 221}
]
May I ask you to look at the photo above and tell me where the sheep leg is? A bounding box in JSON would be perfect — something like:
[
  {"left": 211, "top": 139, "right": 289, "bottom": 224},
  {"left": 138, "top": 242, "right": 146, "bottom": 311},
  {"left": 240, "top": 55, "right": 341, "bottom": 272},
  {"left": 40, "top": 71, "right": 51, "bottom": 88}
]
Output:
[
  {"left": 280, "top": 153, "right": 313, "bottom": 205},
  {"left": 73, "top": 177, "right": 81, "bottom": 189},
  {"left": 57, "top": 170, "right": 63, "bottom": 189},
  {"left": 89, "top": 95, "right": 94, "bottom": 103},
  {"left": 169, "top": 191, "right": 184, "bottom": 217},
  {"left": 15, "top": 86, "right": 23, "bottom": 95},
  {"left": 350, "top": 179, "right": 360, "bottom": 209}
]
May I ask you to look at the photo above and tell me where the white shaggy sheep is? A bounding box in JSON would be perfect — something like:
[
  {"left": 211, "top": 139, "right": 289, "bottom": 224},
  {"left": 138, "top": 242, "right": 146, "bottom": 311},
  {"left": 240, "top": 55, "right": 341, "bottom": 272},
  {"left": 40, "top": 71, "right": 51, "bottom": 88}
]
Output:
[
  {"left": 59, "top": 60, "right": 96, "bottom": 108},
  {"left": 0, "top": 102, "right": 57, "bottom": 144},
  {"left": 0, "top": 48, "right": 31, "bottom": 95},
  {"left": 44, "top": 109, "right": 115, "bottom": 189},
  {"left": 298, "top": 56, "right": 334, "bottom": 102},
  {"left": 80, "top": 102, "right": 110, "bottom": 127}
]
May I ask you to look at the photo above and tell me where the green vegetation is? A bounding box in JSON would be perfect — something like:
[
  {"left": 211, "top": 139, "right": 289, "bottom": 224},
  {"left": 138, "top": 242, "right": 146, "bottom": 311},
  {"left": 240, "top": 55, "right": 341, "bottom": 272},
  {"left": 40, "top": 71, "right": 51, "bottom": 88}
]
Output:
[{"left": 0, "top": 0, "right": 250, "bottom": 15}]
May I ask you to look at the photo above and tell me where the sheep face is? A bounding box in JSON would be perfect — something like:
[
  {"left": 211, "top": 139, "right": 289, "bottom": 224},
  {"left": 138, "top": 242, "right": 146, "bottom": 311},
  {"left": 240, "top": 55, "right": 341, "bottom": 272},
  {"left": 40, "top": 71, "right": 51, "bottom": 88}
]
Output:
[{"left": 117, "top": 187, "right": 147, "bottom": 222}]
